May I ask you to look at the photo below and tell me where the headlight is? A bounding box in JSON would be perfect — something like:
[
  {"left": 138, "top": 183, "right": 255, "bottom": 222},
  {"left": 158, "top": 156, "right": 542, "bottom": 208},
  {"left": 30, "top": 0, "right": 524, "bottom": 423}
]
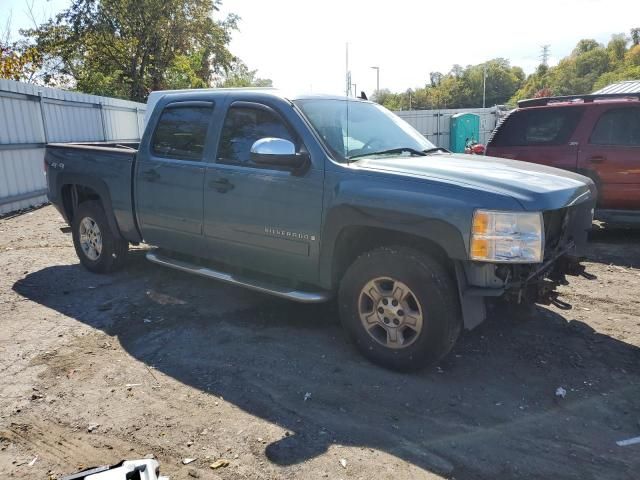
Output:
[{"left": 470, "top": 210, "right": 544, "bottom": 263}]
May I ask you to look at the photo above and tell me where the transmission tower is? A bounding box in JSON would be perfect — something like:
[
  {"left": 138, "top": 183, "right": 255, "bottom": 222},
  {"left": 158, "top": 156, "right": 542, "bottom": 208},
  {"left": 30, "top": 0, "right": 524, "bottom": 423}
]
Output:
[{"left": 540, "top": 45, "right": 550, "bottom": 66}]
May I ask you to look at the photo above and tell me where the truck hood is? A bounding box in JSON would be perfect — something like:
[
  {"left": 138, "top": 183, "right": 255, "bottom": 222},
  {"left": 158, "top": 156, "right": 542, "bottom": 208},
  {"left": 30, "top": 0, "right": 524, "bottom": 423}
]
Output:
[{"left": 354, "top": 152, "right": 595, "bottom": 211}]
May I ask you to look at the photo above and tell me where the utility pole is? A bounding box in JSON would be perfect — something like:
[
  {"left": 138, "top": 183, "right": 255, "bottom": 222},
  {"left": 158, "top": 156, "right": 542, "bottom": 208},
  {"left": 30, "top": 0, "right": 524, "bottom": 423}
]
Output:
[
  {"left": 482, "top": 63, "right": 487, "bottom": 108},
  {"left": 370, "top": 66, "right": 380, "bottom": 97},
  {"left": 345, "top": 43, "right": 351, "bottom": 97}
]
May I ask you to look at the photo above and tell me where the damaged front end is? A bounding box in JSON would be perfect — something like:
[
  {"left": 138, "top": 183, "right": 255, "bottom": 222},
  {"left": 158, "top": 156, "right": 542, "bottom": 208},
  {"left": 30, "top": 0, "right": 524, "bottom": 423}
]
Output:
[
  {"left": 457, "top": 200, "right": 596, "bottom": 329},
  {"left": 499, "top": 248, "right": 595, "bottom": 310}
]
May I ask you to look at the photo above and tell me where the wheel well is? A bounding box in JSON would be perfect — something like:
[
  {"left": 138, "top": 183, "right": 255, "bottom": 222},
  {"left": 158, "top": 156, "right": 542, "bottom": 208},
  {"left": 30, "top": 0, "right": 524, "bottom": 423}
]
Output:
[
  {"left": 61, "top": 184, "right": 102, "bottom": 222},
  {"left": 331, "top": 226, "right": 455, "bottom": 287}
]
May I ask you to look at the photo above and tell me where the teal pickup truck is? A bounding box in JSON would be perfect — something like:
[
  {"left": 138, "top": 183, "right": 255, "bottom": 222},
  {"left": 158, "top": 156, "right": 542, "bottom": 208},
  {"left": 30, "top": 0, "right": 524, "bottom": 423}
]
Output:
[{"left": 45, "top": 88, "right": 596, "bottom": 370}]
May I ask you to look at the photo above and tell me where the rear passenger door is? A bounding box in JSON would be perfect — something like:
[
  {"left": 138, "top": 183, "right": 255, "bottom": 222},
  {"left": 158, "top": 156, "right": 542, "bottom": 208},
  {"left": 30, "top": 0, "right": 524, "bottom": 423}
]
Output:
[
  {"left": 135, "top": 101, "right": 215, "bottom": 253},
  {"left": 488, "top": 107, "right": 583, "bottom": 171},
  {"left": 578, "top": 106, "right": 640, "bottom": 209},
  {"left": 202, "top": 101, "right": 324, "bottom": 283}
]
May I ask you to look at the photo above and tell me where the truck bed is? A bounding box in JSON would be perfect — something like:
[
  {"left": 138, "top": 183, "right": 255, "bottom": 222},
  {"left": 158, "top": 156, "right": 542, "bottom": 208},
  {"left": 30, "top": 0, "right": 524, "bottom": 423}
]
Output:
[{"left": 45, "top": 142, "right": 142, "bottom": 243}]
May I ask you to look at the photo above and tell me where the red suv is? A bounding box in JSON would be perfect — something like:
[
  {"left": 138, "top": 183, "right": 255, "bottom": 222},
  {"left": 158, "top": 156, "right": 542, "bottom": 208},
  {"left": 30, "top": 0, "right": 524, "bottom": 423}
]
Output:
[{"left": 486, "top": 93, "right": 640, "bottom": 220}]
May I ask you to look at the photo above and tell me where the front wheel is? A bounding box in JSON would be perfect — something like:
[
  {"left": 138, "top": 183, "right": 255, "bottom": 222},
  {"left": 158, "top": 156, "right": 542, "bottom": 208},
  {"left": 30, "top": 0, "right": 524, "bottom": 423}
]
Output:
[
  {"left": 72, "top": 201, "right": 128, "bottom": 273},
  {"left": 338, "top": 246, "right": 461, "bottom": 371}
]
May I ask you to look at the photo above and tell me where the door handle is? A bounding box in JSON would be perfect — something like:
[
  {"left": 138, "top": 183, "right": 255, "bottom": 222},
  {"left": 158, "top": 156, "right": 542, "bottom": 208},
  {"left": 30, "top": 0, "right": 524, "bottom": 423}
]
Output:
[
  {"left": 588, "top": 155, "right": 606, "bottom": 163},
  {"left": 209, "top": 177, "right": 234, "bottom": 193},
  {"left": 141, "top": 168, "right": 161, "bottom": 181}
]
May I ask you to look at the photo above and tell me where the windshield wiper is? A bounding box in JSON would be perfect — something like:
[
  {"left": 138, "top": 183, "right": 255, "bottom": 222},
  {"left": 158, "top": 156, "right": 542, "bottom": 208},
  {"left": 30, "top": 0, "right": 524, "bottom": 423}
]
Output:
[
  {"left": 423, "top": 147, "right": 450, "bottom": 154},
  {"left": 348, "top": 147, "right": 427, "bottom": 160}
]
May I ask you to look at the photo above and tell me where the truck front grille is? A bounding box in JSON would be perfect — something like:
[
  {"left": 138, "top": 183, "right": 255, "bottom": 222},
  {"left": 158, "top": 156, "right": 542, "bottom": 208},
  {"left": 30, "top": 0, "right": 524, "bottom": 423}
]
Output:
[{"left": 543, "top": 208, "right": 569, "bottom": 259}]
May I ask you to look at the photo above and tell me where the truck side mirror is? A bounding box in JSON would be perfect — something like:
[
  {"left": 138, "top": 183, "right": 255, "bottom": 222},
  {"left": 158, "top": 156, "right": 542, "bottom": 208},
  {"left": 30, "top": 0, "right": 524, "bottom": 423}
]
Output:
[{"left": 250, "top": 138, "right": 309, "bottom": 172}]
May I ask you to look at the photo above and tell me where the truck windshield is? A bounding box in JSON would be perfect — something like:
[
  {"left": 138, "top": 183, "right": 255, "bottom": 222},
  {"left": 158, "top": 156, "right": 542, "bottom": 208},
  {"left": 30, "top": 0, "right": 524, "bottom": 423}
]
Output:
[{"left": 293, "top": 99, "right": 435, "bottom": 162}]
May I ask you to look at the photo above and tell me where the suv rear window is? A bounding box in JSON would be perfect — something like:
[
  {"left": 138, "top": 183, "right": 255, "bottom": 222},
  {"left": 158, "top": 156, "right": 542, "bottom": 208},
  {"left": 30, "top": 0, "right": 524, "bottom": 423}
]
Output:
[
  {"left": 490, "top": 107, "right": 583, "bottom": 147},
  {"left": 590, "top": 107, "right": 640, "bottom": 146}
]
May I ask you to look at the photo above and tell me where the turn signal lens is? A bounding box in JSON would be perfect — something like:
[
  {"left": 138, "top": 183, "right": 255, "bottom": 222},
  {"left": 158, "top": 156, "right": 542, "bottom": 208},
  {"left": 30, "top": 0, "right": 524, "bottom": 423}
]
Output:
[{"left": 472, "top": 211, "right": 489, "bottom": 235}]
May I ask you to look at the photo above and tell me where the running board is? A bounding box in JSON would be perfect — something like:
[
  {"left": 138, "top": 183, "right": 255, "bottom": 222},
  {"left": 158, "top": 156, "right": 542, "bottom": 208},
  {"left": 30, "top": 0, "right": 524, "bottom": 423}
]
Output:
[{"left": 145, "top": 251, "right": 331, "bottom": 303}]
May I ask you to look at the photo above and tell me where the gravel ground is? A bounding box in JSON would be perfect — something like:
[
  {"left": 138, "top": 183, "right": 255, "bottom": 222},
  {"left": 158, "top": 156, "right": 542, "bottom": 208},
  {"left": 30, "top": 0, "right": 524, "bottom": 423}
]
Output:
[{"left": 1, "top": 205, "right": 639, "bottom": 480}]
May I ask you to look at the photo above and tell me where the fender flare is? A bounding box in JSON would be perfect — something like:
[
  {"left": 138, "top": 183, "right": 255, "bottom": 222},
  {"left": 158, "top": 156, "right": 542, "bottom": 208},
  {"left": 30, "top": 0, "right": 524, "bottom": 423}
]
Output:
[
  {"left": 318, "top": 204, "right": 468, "bottom": 288},
  {"left": 55, "top": 173, "right": 125, "bottom": 241}
]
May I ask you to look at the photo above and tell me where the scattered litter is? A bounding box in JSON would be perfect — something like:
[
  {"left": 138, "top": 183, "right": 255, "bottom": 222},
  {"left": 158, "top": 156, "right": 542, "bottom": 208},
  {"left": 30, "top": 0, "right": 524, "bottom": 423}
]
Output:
[
  {"left": 339, "top": 458, "right": 347, "bottom": 468},
  {"left": 186, "top": 440, "right": 194, "bottom": 447},
  {"left": 87, "top": 423, "right": 100, "bottom": 432},
  {"left": 616, "top": 436, "right": 640, "bottom": 447},
  {"left": 303, "top": 392, "right": 312, "bottom": 402},
  {"left": 28, "top": 456, "right": 38, "bottom": 466},
  {"left": 143, "top": 318, "right": 152, "bottom": 324},
  {"left": 555, "top": 387, "right": 567, "bottom": 399},
  {"left": 436, "top": 366, "right": 444, "bottom": 374},
  {"left": 182, "top": 458, "right": 197, "bottom": 465},
  {"left": 209, "top": 459, "right": 230, "bottom": 469},
  {"left": 125, "top": 383, "right": 142, "bottom": 388}
]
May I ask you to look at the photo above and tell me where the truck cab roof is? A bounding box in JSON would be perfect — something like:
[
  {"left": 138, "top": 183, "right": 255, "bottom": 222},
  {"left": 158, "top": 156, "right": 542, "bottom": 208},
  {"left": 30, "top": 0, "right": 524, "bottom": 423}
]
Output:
[{"left": 143, "top": 88, "right": 368, "bottom": 127}]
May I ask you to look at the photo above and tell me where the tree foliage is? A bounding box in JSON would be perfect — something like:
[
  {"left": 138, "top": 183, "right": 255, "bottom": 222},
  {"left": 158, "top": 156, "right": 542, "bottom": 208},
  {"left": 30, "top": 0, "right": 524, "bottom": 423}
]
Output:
[
  {"left": 0, "top": 40, "right": 42, "bottom": 82},
  {"left": 216, "top": 59, "right": 273, "bottom": 88},
  {"left": 20, "top": 0, "right": 240, "bottom": 101},
  {"left": 379, "top": 29, "right": 640, "bottom": 111},
  {"left": 378, "top": 58, "right": 524, "bottom": 110},
  {"left": 511, "top": 29, "right": 640, "bottom": 103}
]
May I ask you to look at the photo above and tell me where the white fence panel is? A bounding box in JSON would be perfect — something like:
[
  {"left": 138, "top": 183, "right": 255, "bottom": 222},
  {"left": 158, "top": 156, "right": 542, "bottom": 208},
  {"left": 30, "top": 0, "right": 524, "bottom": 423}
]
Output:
[
  {"left": 0, "top": 148, "right": 46, "bottom": 214},
  {"left": 43, "top": 102, "right": 104, "bottom": 143},
  {"left": 394, "top": 107, "right": 503, "bottom": 148},
  {"left": 103, "top": 106, "right": 142, "bottom": 141},
  {"left": 0, "top": 79, "right": 146, "bottom": 215}
]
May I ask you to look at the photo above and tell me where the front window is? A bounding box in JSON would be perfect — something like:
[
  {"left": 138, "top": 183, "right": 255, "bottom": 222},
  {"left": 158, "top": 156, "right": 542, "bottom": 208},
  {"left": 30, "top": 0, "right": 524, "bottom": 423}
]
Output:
[
  {"left": 294, "top": 99, "right": 434, "bottom": 161},
  {"left": 218, "top": 106, "right": 296, "bottom": 165}
]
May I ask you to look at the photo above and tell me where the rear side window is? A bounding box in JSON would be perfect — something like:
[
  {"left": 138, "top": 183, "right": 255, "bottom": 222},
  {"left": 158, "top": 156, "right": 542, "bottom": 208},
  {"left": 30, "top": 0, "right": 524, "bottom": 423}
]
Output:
[
  {"left": 490, "top": 107, "right": 583, "bottom": 147},
  {"left": 217, "top": 106, "right": 295, "bottom": 165},
  {"left": 152, "top": 105, "right": 213, "bottom": 161},
  {"left": 590, "top": 107, "right": 640, "bottom": 146}
]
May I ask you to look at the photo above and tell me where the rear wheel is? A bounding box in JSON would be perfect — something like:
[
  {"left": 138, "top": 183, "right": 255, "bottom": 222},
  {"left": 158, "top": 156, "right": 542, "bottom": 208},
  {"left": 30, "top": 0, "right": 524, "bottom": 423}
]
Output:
[
  {"left": 72, "top": 201, "right": 128, "bottom": 273},
  {"left": 338, "top": 246, "right": 461, "bottom": 371}
]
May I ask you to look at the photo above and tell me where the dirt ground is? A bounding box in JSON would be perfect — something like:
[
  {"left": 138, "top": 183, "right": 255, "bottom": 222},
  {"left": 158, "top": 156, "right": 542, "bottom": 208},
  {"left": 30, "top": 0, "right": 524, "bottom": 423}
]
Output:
[{"left": 1, "top": 205, "right": 639, "bottom": 480}]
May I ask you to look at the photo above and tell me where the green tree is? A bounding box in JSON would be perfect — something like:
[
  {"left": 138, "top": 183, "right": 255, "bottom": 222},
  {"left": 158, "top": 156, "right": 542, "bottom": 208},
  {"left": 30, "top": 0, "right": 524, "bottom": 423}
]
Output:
[
  {"left": 217, "top": 59, "right": 273, "bottom": 87},
  {"left": 510, "top": 35, "right": 639, "bottom": 104},
  {"left": 22, "top": 0, "right": 239, "bottom": 101}
]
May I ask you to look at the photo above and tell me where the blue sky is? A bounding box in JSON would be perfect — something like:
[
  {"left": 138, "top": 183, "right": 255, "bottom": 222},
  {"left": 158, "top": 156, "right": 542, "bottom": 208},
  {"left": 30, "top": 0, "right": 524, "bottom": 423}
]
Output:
[{"left": 1, "top": 0, "right": 636, "bottom": 95}]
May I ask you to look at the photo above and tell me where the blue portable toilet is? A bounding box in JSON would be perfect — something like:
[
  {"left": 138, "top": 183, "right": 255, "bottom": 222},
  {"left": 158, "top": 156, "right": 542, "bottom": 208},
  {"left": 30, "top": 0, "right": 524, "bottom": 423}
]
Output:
[{"left": 450, "top": 113, "right": 480, "bottom": 153}]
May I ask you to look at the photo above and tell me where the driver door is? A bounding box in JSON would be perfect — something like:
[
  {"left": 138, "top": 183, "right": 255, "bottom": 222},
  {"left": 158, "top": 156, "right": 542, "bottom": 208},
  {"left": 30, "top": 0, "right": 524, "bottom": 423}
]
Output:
[{"left": 202, "top": 101, "right": 324, "bottom": 283}]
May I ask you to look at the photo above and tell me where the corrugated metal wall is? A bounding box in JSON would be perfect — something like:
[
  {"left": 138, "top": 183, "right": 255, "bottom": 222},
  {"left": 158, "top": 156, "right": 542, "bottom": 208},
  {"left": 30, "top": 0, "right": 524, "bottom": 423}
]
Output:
[
  {"left": 0, "top": 79, "right": 145, "bottom": 215},
  {"left": 394, "top": 107, "right": 503, "bottom": 148}
]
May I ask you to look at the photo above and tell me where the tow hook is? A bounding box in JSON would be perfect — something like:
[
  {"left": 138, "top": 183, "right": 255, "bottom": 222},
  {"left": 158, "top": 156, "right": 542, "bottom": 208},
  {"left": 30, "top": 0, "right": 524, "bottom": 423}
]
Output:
[
  {"left": 548, "top": 292, "right": 572, "bottom": 310},
  {"left": 562, "top": 255, "right": 597, "bottom": 280}
]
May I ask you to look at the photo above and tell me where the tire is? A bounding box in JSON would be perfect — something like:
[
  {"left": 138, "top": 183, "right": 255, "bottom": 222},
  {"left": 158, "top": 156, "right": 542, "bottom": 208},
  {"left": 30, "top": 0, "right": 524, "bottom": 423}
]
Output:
[
  {"left": 338, "top": 246, "right": 461, "bottom": 371},
  {"left": 72, "top": 200, "right": 128, "bottom": 273}
]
